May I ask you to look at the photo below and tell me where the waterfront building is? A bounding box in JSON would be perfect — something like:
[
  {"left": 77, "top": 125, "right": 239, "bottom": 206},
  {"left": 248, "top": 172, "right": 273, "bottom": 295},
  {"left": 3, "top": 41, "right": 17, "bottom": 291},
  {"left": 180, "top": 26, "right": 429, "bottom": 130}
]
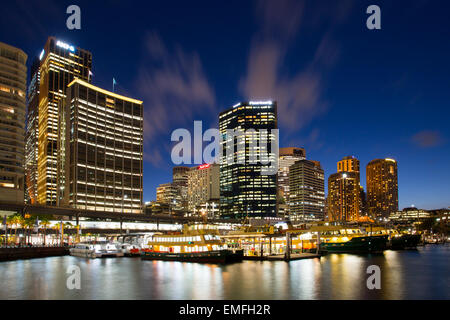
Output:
[
  {"left": 277, "top": 147, "right": 306, "bottom": 218},
  {"left": 389, "top": 207, "right": 432, "bottom": 223},
  {"left": 288, "top": 160, "right": 325, "bottom": 222},
  {"left": 156, "top": 182, "right": 177, "bottom": 205},
  {"left": 366, "top": 158, "right": 399, "bottom": 218},
  {"left": 0, "top": 42, "right": 27, "bottom": 204},
  {"left": 56, "top": 78, "right": 143, "bottom": 214},
  {"left": 25, "top": 58, "right": 40, "bottom": 204},
  {"left": 328, "top": 171, "right": 360, "bottom": 222},
  {"left": 36, "top": 37, "right": 92, "bottom": 205},
  {"left": 219, "top": 101, "right": 278, "bottom": 219},
  {"left": 187, "top": 163, "right": 220, "bottom": 214}
]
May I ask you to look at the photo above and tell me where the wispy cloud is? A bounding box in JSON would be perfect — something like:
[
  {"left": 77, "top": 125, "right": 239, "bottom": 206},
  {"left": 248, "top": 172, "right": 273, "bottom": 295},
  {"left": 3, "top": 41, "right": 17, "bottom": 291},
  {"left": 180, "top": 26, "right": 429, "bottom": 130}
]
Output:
[
  {"left": 137, "top": 32, "right": 216, "bottom": 166},
  {"left": 411, "top": 130, "right": 445, "bottom": 148},
  {"left": 240, "top": 0, "right": 353, "bottom": 136}
]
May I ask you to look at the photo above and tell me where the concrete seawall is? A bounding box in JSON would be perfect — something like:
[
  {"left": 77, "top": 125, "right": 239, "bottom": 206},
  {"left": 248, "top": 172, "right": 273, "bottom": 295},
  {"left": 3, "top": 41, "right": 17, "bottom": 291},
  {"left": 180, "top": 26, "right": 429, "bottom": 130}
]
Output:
[{"left": 0, "top": 247, "right": 69, "bottom": 262}]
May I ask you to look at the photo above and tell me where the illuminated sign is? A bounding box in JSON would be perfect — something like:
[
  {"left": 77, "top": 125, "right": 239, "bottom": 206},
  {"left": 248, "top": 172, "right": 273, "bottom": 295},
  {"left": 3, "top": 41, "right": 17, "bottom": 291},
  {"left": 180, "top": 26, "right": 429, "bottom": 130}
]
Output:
[
  {"left": 198, "top": 164, "right": 211, "bottom": 170},
  {"left": 39, "top": 49, "right": 45, "bottom": 60},
  {"left": 249, "top": 101, "right": 273, "bottom": 105},
  {"left": 56, "top": 40, "right": 75, "bottom": 52}
]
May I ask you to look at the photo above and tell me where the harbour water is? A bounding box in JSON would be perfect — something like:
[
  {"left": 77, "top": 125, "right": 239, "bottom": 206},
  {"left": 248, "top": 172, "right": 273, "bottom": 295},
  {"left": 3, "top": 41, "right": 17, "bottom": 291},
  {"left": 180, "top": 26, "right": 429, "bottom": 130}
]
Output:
[{"left": 0, "top": 245, "right": 448, "bottom": 300}]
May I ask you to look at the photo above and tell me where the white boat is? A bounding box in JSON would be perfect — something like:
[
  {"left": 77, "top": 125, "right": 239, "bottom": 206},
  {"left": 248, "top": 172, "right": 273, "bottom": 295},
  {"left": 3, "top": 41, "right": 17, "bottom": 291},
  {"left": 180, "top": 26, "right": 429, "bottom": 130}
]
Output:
[{"left": 70, "top": 241, "right": 124, "bottom": 258}]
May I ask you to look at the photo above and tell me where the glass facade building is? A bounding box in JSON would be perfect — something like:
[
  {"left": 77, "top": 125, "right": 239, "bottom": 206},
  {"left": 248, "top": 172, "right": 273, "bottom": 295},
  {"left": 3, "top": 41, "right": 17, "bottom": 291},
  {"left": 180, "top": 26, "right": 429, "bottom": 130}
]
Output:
[
  {"left": 25, "top": 58, "right": 40, "bottom": 204},
  {"left": 57, "top": 79, "right": 143, "bottom": 214},
  {"left": 219, "top": 101, "right": 278, "bottom": 219},
  {"left": 37, "top": 37, "right": 92, "bottom": 205}
]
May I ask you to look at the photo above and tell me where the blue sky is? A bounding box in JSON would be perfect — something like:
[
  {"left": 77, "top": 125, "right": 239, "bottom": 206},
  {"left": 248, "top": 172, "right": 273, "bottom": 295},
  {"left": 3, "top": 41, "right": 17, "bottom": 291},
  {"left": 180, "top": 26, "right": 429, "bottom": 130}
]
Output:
[{"left": 2, "top": 0, "right": 449, "bottom": 209}]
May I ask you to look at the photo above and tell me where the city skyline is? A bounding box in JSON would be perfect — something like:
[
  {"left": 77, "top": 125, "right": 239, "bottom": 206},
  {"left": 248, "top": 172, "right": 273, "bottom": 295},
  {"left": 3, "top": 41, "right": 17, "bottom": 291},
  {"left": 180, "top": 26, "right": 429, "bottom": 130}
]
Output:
[{"left": 1, "top": 0, "right": 449, "bottom": 210}]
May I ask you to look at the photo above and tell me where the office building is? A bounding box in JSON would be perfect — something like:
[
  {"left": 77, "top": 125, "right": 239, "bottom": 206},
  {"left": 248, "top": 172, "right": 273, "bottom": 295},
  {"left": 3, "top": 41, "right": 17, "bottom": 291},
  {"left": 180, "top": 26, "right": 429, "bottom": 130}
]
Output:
[
  {"left": 0, "top": 42, "right": 27, "bottom": 204},
  {"left": 56, "top": 78, "right": 143, "bottom": 214},
  {"left": 25, "top": 58, "right": 40, "bottom": 204},
  {"left": 277, "top": 147, "right": 306, "bottom": 217},
  {"left": 172, "top": 166, "right": 190, "bottom": 210},
  {"left": 366, "top": 158, "right": 399, "bottom": 218},
  {"left": 219, "top": 101, "right": 278, "bottom": 219},
  {"left": 37, "top": 37, "right": 92, "bottom": 205},
  {"left": 289, "top": 160, "right": 325, "bottom": 222}
]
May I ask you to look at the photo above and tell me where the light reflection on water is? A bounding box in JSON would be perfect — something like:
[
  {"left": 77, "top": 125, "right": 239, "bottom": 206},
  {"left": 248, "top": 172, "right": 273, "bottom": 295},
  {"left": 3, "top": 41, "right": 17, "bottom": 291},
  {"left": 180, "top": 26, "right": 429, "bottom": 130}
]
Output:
[{"left": 0, "top": 245, "right": 448, "bottom": 300}]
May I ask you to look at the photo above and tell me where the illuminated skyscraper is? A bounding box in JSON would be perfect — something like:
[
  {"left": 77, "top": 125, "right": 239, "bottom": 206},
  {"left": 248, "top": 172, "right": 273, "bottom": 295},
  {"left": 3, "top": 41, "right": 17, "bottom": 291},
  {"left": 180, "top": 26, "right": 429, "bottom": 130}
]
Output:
[
  {"left": 56, "top": 79, "right": 143, "bottom": 214},
  {"left": 289, "top": 160, "right": 325, "bottom": 222},
  {"left": 219, "top": 101, "right": 278, "bottom": 219},
  {"left": 0, "top": 42, "right": 27, "bottom": 204},
  {"left": 25, "top": 58, "right": 40, "bottom": 204},
  {"left": 328, "top": 171, "right": 360, "bottom": 222},
  {"left": 37, "top": 37, "right": 92, "bottom": 205},
  {"left": 173, "top": 166, "right": 190, "bottom": 210},
  {"left": 277, "top": 147, "right": 306, "bottom": 217},
  {"left": 366, "top": 158, "right": 398, "bottom": 218},
  {"left": 337, "top": 156, "right": 360, "bottom": 175}
]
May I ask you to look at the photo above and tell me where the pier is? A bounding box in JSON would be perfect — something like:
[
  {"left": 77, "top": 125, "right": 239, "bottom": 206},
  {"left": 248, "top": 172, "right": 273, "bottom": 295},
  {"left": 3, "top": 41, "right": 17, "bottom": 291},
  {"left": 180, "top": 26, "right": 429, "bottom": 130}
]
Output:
[{"left": 0, "top": 246, "right": 69, "bottom": 262}]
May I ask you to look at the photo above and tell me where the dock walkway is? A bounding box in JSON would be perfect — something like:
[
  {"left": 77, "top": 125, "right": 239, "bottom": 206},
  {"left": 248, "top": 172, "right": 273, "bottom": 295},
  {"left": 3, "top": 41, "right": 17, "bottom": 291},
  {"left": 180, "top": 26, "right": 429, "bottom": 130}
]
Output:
[{"left": 243, "top": 252, "right": 321, "bottom": 261}]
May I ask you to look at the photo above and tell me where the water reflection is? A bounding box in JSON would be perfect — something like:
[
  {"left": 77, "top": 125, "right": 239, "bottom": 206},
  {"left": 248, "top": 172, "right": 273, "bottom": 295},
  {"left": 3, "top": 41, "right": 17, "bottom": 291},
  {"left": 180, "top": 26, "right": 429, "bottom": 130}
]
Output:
[{"left": 0, "top": 245, "right": 448, "bottom": 299}]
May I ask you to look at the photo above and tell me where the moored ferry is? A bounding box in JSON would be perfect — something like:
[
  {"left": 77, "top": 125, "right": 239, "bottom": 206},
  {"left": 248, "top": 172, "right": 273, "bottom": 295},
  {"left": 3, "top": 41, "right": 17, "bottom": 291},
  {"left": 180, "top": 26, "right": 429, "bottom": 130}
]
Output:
[
  {"left": 367, "top": 227, "right": 422, "bottom": 250},
  {"left": 141, "top": 224, "right": 243, "bottom": 263},
  {"left": 310, "top": 226, "right": 388, "bottom": 254}
]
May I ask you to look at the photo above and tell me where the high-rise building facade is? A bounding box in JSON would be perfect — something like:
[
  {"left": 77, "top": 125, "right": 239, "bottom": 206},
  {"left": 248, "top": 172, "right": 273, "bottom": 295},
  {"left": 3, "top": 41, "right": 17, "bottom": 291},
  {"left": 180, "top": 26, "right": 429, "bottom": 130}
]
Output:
[
  {"left": 25, "top": 58, "right": 40, "bottom": 204},
  {"left": 56, "top": 79, "right": 143, "bottom": 214},
  {"left": 289, "top": 160, "right": 325, "bottom": 222},
  {"left": 366, "top": 158, "right": 398, "bottom": 218},
  {"left": 37, "top": 37, "right": 92, "bottom": 205},
  {"left": 172, "top": 166, "right": 190, "bottom": 211},
  {"left": 277, "top": 147, "right": 306, "bottom": 217},
  {"left": 0, "top": 42, "right": 27, "bottom": 204},
  {"left": 337, "top": 156, "right": 360, "bottom": 175},
  {"left": 328, "top": 171, "right": 360, "bottom": 222},
  {"left": 219, "top": 101, "right": 278, "bottom": 219},
  {"left": 187, "top": 163, "right": 220, "bottom": 212}
]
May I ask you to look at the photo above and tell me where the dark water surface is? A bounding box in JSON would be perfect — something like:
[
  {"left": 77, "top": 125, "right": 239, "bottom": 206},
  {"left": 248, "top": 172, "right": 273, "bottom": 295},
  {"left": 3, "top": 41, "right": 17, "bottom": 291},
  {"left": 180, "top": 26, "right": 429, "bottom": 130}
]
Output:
[{"left": 0, "top": 245, "right": 448, "bottom": 300}]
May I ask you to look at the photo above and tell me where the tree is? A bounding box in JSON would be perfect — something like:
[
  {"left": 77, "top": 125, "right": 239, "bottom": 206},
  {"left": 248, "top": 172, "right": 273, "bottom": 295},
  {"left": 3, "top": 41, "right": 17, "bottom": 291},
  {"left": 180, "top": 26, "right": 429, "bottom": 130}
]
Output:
[
  {"left": 40, "top": 217, "right": 51, "bottom": 246},
  {"left": 23, "top": 217, "right": 35, "bottom": 244}
]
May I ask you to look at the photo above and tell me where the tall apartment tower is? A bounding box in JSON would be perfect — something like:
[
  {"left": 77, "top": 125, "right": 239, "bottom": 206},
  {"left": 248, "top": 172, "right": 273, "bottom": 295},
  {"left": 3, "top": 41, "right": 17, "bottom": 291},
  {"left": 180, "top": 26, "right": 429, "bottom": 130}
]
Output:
[
  {"left": 37, "top": 37, "right": 92, "bottom": 205},
  {"left": 366, "top": 158, "right": 398, "bottom": 218},
  {"left": 289, "top": 160, "right": 325, "bottom": 222},
  {"left": 219, "top": 101, "right": 278, "bottom": 219},
  {"left": 337, "top": 156, "right": 360, "bottom": 175},
  {"left": 328, "top": 171, "right": 360, "bottom": 222},
  {"left": 278, "top": 147, "right": 306, "bottom": 217},
  {"left": 0, "top": 42, "right": 27, "bottom": 204},
  {"left": 25, "top": 58, "right": 40, "bottom": 204},
  {"left": 56, "top": 79, "right": 143, "bottom": 214}
]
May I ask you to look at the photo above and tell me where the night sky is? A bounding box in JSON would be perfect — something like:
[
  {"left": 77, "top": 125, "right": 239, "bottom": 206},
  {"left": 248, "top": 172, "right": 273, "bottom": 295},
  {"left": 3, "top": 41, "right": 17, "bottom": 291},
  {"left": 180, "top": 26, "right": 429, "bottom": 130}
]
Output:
[{"left": 2, "top": 0, "right": 449, "bottom": 210}]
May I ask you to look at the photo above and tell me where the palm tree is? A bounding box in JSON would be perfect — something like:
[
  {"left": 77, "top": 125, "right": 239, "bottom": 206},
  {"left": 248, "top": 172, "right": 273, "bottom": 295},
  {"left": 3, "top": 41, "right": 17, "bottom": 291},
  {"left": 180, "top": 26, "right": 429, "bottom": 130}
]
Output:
[
  {"left": 9, "top": 214, "right": 24, "bottom": 245},
  {"left": 23, "top": 217, "right": 35, "bottom": 245},
  {"left": 40, "top": 217, "right": 51, "bottom": 246}
]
